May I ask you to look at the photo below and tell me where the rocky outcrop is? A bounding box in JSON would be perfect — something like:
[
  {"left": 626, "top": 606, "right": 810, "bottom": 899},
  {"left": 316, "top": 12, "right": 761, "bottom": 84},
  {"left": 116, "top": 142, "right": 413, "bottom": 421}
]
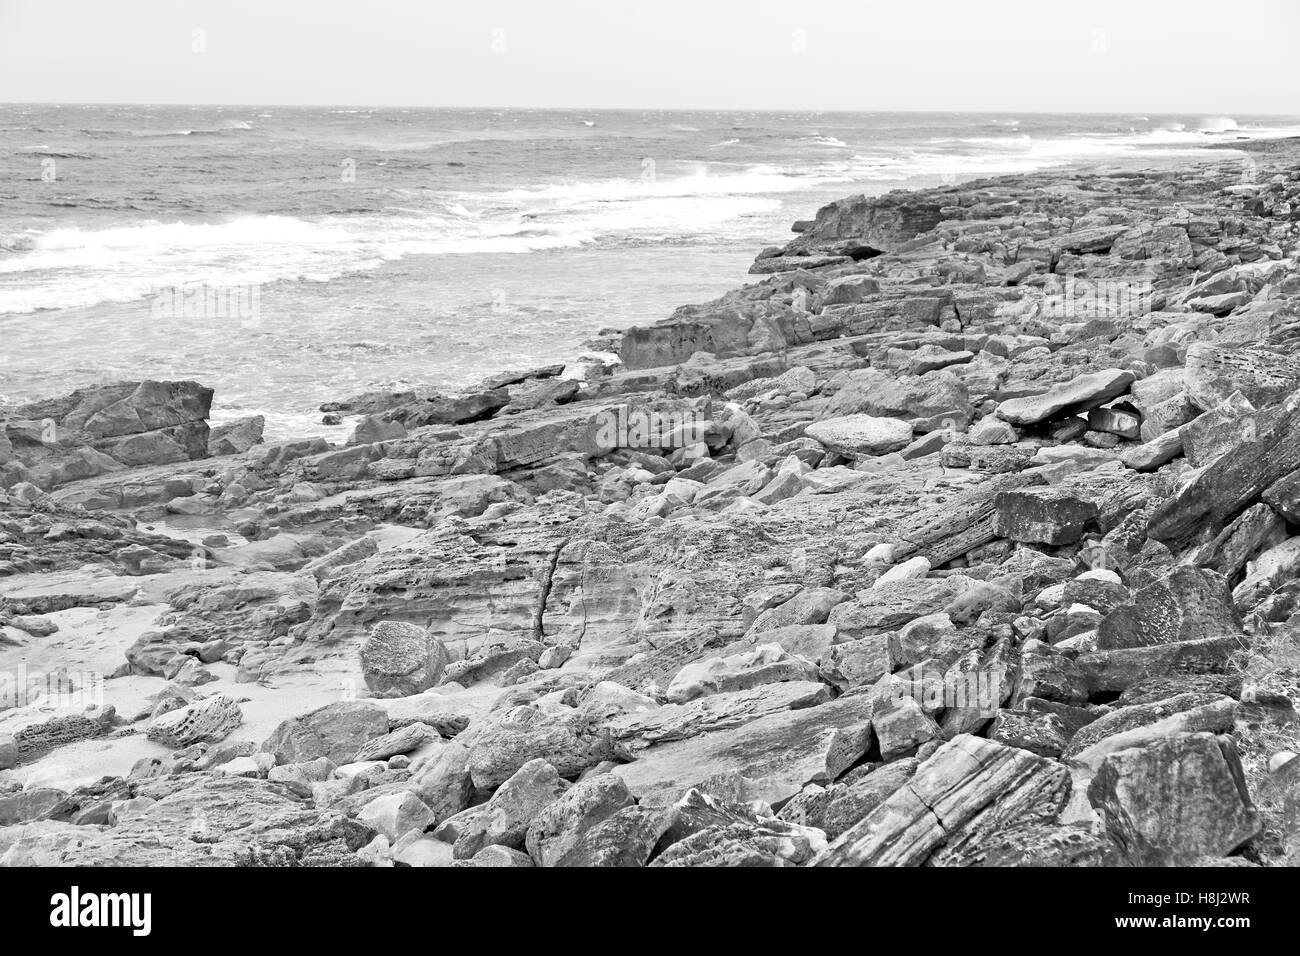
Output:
[
  {"left": 7, "top": 148, "right": 1300, "bottom": 870},
  {"left": 1, "top": 381, "right": 213, "bottom": 490}
]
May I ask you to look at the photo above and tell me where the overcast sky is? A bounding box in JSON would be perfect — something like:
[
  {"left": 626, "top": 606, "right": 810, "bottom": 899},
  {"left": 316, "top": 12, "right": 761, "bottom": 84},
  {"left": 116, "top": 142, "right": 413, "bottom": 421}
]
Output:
[{"left": 1, "top": 0, "right": 1297, "bottom": 113}]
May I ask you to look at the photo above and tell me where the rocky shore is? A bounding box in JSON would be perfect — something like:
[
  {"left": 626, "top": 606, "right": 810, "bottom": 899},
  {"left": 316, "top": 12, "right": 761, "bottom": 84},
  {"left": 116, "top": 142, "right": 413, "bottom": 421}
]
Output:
[{"left": 2, "top": 144, "right": 1299, "bottom": 867}]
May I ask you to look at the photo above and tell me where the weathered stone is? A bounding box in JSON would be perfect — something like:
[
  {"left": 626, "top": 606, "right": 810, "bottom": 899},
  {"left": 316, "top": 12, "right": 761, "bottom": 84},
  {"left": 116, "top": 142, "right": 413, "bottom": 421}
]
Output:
[
  {"left": 611, "top": 695, "right": 875, "bottom": 808},
  {"left": 995, "top": 369, "right": 1135, "bottom": 426},
  {"left": 360, "top": 621, "right": 449, "bottom": 696},
  {"left": 147, "top": 694, "right": 242, "bottom": 749},
  {"left": 804, "top": 415, "right": 913, "bottom": 457},
  {"left": 457, "top": 706, "right": 618, "bottom": 790},
  {"left": 262, "top": 701, "right": 389, "bottom": 767},
  {"left": 993, "top": 486, "right": 1098, "bottom": 545},
  {"left": 1184, "top": 343, "right": 1300, "bottom": 412},
  {"left": 1095, "top": 567, "right": 1242, "bottom": 651},
  {"left": 1088, "top": 733, "right": 1260, "bottom": 865},
  {"left": 814, "top": 735, "right": 1071, "bottom": 866},
  {"left": 453, "top": 758, "right": 569, "bottom": 859},
  {"left": 357, "top": 791, "right": 435, "bottom": 843},
  {"left": 524, "top": 773, "right": 635, "bottom": 866}
]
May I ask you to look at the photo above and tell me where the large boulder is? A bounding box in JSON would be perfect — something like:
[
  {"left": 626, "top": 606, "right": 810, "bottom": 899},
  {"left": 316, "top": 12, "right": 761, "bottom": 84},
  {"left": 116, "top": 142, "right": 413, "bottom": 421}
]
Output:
[
  {"left": 1087, "top": 733, "right": 1260, "bottom": 865},
  {"left": 261, "top": 701, "right": 389, "bottom": 766},
  {"left": 360, "top": 621, "right": 449, "bottom": 696},
  {"left": 2, "top": 380, "right": 213, "bottom": 489}
]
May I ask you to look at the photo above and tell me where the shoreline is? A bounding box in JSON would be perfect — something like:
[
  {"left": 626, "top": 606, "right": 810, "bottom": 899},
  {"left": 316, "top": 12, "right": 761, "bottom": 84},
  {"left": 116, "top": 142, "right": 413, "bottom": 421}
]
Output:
[{"left": 2, "top": 143, "right": 1300, "bottom": 866}]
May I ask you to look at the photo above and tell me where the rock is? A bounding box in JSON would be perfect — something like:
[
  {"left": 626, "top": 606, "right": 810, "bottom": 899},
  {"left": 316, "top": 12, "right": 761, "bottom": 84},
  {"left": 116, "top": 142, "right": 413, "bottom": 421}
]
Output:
[
  {"left": 357, "top": 791, "right": 435, "bottom": 842},
  {"left": 360, "top": 621, "right": 449, "bottom": 696},
  {"left": 524, "top": 773, "right": 635, "bottom": 866},
  {"left": 453, "top": 759, "right": 568, "bottom": 859},
  {"left": 995, "top": 369, "right": 1135, "bottom": 426},
  {"left": 457, "top": 706, "right": 618, "bottom": 790},
  {"left": 1088, "top": 733, "right": 1260, "bottom": 865},
  {"left": 1183, "top": 343, "right": 1300, "bottom": 412},
  {"left": 1087, "top": 404, "right": 1141, "bottom": 439},
  {"left": 1120, "top": 427, "right": 1184, "bottom": 471},
  {"left": 813, "top": 735, "right": 1070, "bottom": 866},
  {"left": 993, "top": 486, "right": 1098, "bottom": 545},
  {"left": 348, "top": 415, "right": 407, "bottom": 445},
  {"left": 804, "top": 415, "right": 913, "bottom": 458},
  {"left": 1095, "top": 567, "right": 1242, "bottom": 651},
  {"left": 554, "top": 805, "right": 675, "bottom": 866},
  {"left": 778, "top": 760, "right": 919, "bottom": 839},
  {"left": 146, "top": 694, "right": 243, "bottom": 749},
  {"left": 664, "top": 645, "right": 820, "bottom": 703},
  {"left": 262, "top": 701, "right": 389, "bottom": 766},
  {"left": 609, "top": 681, "right": 830, "bottom": 751},
  {"left": 407, "top": 741, "right": 474, "bottom": 824},
  {"left": 611, "top": 695, "right": 875, "bottom": 808},
  {"left": 747, "top": 586, "right": 849, "bottom": 634},
  {"left": 1148, "top": 393, "right": 1300, "bottom": 551},
  {"left": 0, "top": 775, "right": 371, "bottom": 866},
  {"left": 871, "top": 695, "right": 940, "bottom": 760},
  {"left": 1077, "top": 636, "right": 1241, "bottom": 697},
  {"left": 352, "top": 722, "right": 440, "bottom": 763},
  {"left": 208, "top": 415, "right": 265, "bottom": 456}
]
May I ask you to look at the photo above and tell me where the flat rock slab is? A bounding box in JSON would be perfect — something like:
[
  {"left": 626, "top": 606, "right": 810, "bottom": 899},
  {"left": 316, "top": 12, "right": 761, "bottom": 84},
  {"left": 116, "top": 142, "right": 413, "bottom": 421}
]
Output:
[
  {"left": 611, "top": 695, "right": 875, "bottom": 808},
  {"left": 814, "top": 734, "right": 1070, "bottom": 866},
  {"left": 804, "top": 415, "right": 913, "bottom": 457},
  {"left": 995, "top": 369, "right": 1135, "bottom": 426}
]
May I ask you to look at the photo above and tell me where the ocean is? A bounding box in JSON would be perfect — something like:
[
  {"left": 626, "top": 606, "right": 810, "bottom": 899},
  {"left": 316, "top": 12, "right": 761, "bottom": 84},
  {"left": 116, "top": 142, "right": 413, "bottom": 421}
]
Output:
[{"left": 2, "top": 105, "right": 1297, "bottom": 439}]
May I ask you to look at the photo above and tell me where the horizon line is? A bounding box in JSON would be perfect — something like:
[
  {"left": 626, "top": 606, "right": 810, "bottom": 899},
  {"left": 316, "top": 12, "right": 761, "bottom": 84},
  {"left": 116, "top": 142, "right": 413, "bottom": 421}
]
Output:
[{"left": 1, "top": 101, "right": 1296, "bottom": 118}]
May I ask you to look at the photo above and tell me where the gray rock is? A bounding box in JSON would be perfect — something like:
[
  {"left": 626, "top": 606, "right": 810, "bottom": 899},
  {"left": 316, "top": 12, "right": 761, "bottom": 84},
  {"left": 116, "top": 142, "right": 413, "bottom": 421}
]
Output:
[{"left": 360, "top": 621, "right": 449, "bottom": 696}]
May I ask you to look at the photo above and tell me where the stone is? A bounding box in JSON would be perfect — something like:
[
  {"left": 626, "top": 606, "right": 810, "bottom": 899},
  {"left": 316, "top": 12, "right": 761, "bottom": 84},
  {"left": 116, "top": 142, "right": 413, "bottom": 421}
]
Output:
[
  {"left": 871, "top": 695, "right": 940, "bottom": 761},
  {"left": 611, "top": 695, "right": 875, "bottom": 808},
  {"left": 524, "top": 773, "right": 636, "bottom": 866},
  {"left": 1148, "top": 393, "right": 1300, "bottom": 551},
  {"left": 453, "top": 759, "right": 568, "bottom": 859},
  {"left": 609, "top": 681, "right": 830, "bottom": 751},
  {"left": 1087, "top": 404, "right": 1142, "bottom": 439},
  {"left": 352, "top": 722, "right": 440, "bottom": 763},
  {"left": 1078, "top": 637, "right": 1241, "bottom": 697},
  {"left": 1183, "top": 343, "right": 1300, "bottom": 412},
  {"left": 208, "top": 415, "right": 265, "bottom": 456},
  {"left": 360, "top": 621, "right": 449, "bottom": 696},
  {"left": 262, "top": 701, "right": 390, "bottom": 767},
  {"left": 146, "top": 694, "right": 242, "bottom": 749},
  {"left": 407, "top": 741, "right": 475, "bottom": 824},
  {"left": 993, "top": 486, "right": 1098, "bottom": 545},
  {"left": 1088, "top": 733, "right": 1260, "bottom": 865},
  {"left": 357, "top": 791, "right": 435, "bottom": 842},
  {"left": 804, "top": 415, "right": 913, "bottom": 458},
  {"left": 813, "top": 735, "right": 1070, "bottom": 866},
  {"left": 663, "top": 644, "right": 820, "bottom": 703},
  {"left": 995, "top": 369, "right": 1135, "bottom": 426},
  {"left": 1095, "top": 567, "right": 1242, "bottom": 651},
  {"left": 457, "top": 706, "right": 618, "bottom": 790},
  {"left": 778, "top": 760, "right": 919, "bottom": 839},
  {"left": 1120, "top": 427, "right": 1184, "bottom": 471},
  {"left": 557, "top": 806, "right": 675, "bottom": 866}
]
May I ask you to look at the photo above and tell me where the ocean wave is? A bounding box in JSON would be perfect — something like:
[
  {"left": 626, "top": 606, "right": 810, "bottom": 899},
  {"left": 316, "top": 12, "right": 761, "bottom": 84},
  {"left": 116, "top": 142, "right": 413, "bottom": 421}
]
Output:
[
  {"left": 807, "top": 135, "right": 850, "bottom": 148},
  {"left": 0, "top": 178, "right": 785, "bottom": 314}
]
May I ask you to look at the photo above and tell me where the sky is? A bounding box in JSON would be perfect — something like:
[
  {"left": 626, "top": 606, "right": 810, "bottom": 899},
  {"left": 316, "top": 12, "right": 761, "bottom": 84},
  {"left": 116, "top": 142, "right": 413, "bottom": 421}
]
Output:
[{"left": 1, "top": 0, "right": 1298, "bottom": 113}]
